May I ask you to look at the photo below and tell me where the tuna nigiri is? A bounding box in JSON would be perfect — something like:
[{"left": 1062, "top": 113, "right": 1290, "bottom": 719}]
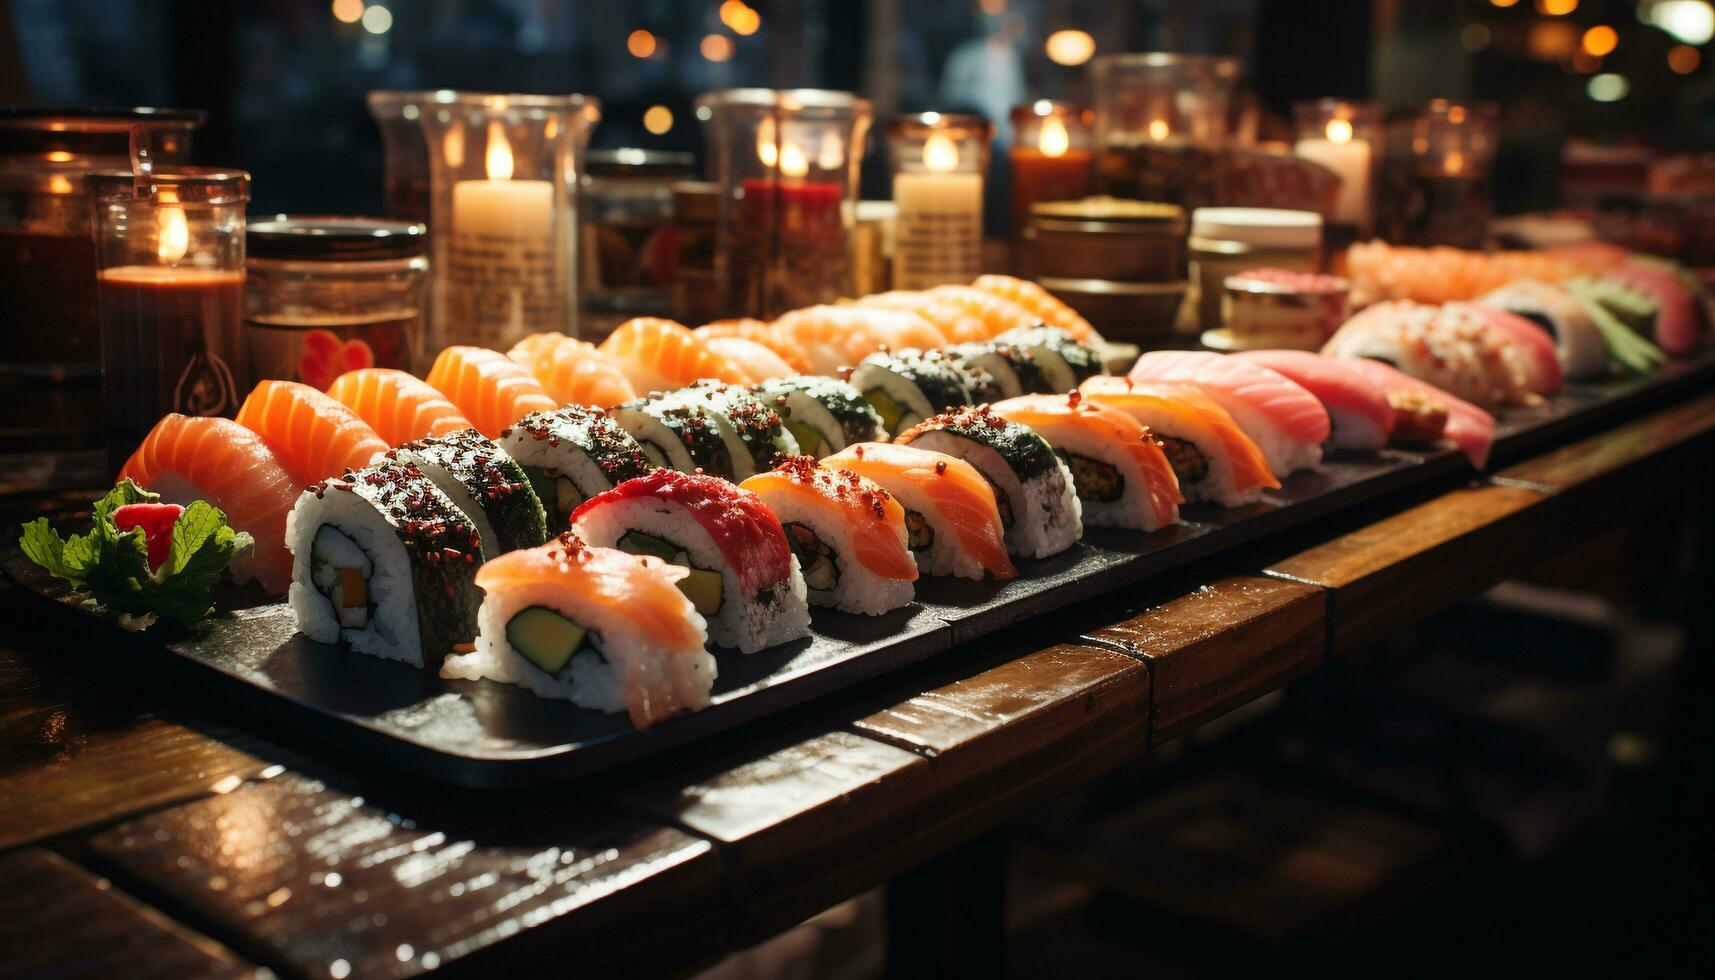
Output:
[
  {"left": 1080, "top": 376, "right": 1279, "bottom": 507},
  {"left": 325, "top": 368, "right": 473, "bottom": 446},
  {"left": 1126, "top": 350, "right": 1330, "bottom": 477},
  {"left": 425, "top": 345, "right": 559, "bottom": 439},
  {"left": 1333, "top": 357, "right": 1496, "bottom": 469},
  {"left": 507, "top": 333, "right": 638, "bottom": 408},
  {"left": 598, "top": 317, "right": 747, "bottom": 394},
  {"left": 120, "top": 414, "right": 298, "bottom": 593},
  {"left": 1231, "top": 349, "right": 1396, "bottom": 451},
  {"left": 235, "top": 380, "right": 389, "bottom": 483},
  {"left": 970, "top": 274, "right": 1101, "bottom": 343},
  {"left": 740, "top": 456, "right": 917, "bottom": 615},
  {"left": 823, "top": 443, "right": 1016, "bottom": 581},
  {"left": 770, "top": 305, "right": 951, "bottom": 376},
  {"left": 702, "top": 336, "right": 797, "bottom": 383},
  {"left": 991, "top": 393, "right": 1182, "bottom": 532}
]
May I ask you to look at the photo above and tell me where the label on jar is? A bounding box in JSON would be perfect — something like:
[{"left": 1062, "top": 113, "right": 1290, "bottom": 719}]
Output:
[{"left": 246, "top": 312, "right": 421, "bottom": 390}]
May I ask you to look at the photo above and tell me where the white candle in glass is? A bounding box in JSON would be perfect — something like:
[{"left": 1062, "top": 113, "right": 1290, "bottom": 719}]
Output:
[
  {"left": 446, "top": 121, "right": 557, "bottom": 344},
  {"left": 1294, "top": 118, "right": 1372, "bottom": 228},
  {"left": 893, "top": 132, "right": 983, "bottom": 290}
]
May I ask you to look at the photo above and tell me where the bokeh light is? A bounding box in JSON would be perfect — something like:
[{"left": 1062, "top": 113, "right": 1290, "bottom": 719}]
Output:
[
  {"left": 627, "top": 29, "right": 656, "bottom": 58},
  {"left": 1669, "top": 43, "right": 1702, "bottom": 72},
  {"left": 360, "top": 4, "right": 391, "bottom": 33},
  {"left": 1587, "top": 72, "right": 1630, "bottom": 101},
  {"left": 331, "top": 0, "right": 363, "bottom": 24},
  {"left": 701, "top": 33, "right": 734, "bottom": 62},
  {"left": 643, "top": 105, "right": 674, "bottom": 135},
  {"left": 1044, "top": 29, "right": 1096, "bottom": 66},
  {"left": 1538, "top": 0, "right": 1578, "bottom": 15},
  {"left": 1581, "top": 25, "right": 1618, "bottom": 55}
]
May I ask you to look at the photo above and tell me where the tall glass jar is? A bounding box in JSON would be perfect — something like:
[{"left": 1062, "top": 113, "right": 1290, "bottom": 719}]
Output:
[
  {"left": 1089, "top": 53, "right": 1243, "bottom": 209},
  {"left": 1008, "top": 101, "right": 1092, "bottom": 263},
  {"left": 1382, "top": 100, "right": 1500, "bottom": 249},
  {"left": 0, "top": 108, "right": 202, "bottom": 473},
  {"left": 88, "top": 168, "right": 250, "bottom": 475},
  {"left": 579, "top": 149, "right": 696, "bottom": 338},
  {"left": 419, "top": 92, "right": 599, "bottom": 349},
  {"left": 696, "top": 88, "right": 872, "bottom": 319},
  {"left": 245, "top": 217, "right": 429, "bottom": 390},
  {"left": 366, "top": 90, "right": 438, "bottom": 223},
  {"left": 889, "top": 113, "right": 992, "bottom": 291}
]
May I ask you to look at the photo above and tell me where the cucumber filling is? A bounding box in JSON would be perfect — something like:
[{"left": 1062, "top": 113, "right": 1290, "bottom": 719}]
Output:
[
  {"left": 554, "top": 476, "right": 584, "bottom": 519},
  {"left": 904, "top": 510, "right": 935, "bottom": 552},
  {"left": 506, "top": 605, "right": 602, "bottom": 679},
  {"left": 783, "top": 522, "right": 839, "bottom": 592},
  {"left": 639, "top": 440, "right": 671, "bottom": 467},
  {"left": 863, "top": 388, "right": 906, "bottom": 434},
  {"left": 617, "top": 530, "right": 724, "bottom": 615},
  {"left": 1156, "top": 436, "right": 1208, "bottom": 486},
  {"left": 522, "top": 466, "right": 562, "bottom": 526},
  {"left": 785, "top": 419, "right": 824, "bottom": 458},
  {"left": 310, "top": 524, "right": 373, "bottom": 630},
  {"left": 1059, "top": 451, "right": 1125, "bottom": 503}
]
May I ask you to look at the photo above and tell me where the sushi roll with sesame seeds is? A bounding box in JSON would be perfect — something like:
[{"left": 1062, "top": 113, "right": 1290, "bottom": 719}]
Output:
[
  {"left": 610, "top": 383, "right": 797, "bottom": 482},
  {"left": 498, "top": 406, "right": 654, "bottom": 530},
  {"left": 286, "top": 461, "right": 484, "bottom": 669},
  {"left": 990, "top": 326, "right": 1103, "bottom": 392},
  {"left": 847, "top": 349, "right": 978, "bottom": 437},
  {"left": 948, "top": 339, "right": 1053, "bottom": 399},
  {"left": 895, "top": 405, "right": 1083, "bottom": 560},
  {"left": 668, "top": 380, "right": 799, "bottom": 478},
  {"left": 384, "top": 428, "right": 548, "bottom": 558},
  {"left": 751, "top": 376, "right": 885, "bottom": 459}
]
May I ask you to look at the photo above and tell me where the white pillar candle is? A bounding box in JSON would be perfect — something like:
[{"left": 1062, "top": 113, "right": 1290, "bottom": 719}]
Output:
[
  {"left": 444, "top": 124, "right": 561, "bottom": 346},
  {"left": 1295, "top": 130, "right": 1372, "bottom": 229},
  {"left": 893, "top": 133, "right": 983, "bottom": 290}
]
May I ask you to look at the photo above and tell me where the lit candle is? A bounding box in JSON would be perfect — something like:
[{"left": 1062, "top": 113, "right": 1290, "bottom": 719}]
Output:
[
  {"left": 1294, "top": 117, "right": 1372, "bottom": 228},
  {"left": 445, "top": 121, "right": 557, "bottom": 343},
  {"left": 1009, "top": 111, "right": 1092, "bottom": 246},
  {"left": 894, "top": 132, "right": 983, "bottom": 289}
]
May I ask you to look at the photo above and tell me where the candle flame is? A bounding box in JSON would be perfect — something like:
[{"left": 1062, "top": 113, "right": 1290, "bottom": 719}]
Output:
[
  {"left": 816, "top": 130, "right": 843, "bottom": 170},
  {"left": 485, "top": 121, "right": 515, "bottom": 181},
  {"left": 1148, "top": 119, "right": 1169, "bottom": 141},
  {"left": 1445, "top": 150, "right": 1466, "bottom": 174},
  {"left": 1038, "top": 115, "right": 1070, "bottom": 158},
  {"left": 757, "top": 116, "right": 778, "bottom": 168},
  {"left": 443, "top": 124, "right": 466, "bottom": 169},
  {"left": 156, "top": 194, "right": 189, "bottom": 263},
  {"left": 781, "top": 141, "right": 808, "bottom": 178},
  {"left": 1325, "top": 118, "right": 1354, "bottom": 144},
  {"left": 924, "top": 132, "right": 959, "bottom": 173}
]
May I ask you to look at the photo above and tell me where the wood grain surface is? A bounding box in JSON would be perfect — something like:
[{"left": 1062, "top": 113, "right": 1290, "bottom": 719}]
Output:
[
  {"left": 0, "top": 849, "right": 251, "bottom": 980},
  {"left": 1081, "top": 577, "right": 1325, "bottom": 744}
]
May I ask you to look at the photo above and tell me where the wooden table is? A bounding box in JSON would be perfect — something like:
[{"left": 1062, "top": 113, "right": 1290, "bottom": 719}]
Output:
[{"left": 3, "top": 388, "right": 1711, "bottom": 980}]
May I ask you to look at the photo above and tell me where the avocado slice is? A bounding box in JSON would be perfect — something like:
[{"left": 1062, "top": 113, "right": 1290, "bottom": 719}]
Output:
[
  {"left": 618, "top": 530, "right": 679, "bottom": 562},
  {"left": 863, "top": 388, "right": 906, "bottom": 434},
  {"left": 785, "top": 419, "right": 824, "bottom": 458},
  {"left": 679, "top": 567, "right": 724, "bottom": 614},
  {"left": 506, "top": 606, "right": 588, "bottom": 675},
  {"left": 555, "top": 476, "right": 584, "bottom": 518}
]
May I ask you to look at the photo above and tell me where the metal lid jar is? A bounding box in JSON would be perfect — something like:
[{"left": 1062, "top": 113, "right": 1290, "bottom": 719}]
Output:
[{"left": 1184, "top": 207, "right": 1322, "bottom": 333}]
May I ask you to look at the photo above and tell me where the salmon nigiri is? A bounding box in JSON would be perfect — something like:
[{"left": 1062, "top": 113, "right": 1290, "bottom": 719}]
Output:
[
  {"left": 598, "top": 317, "right": 747, "bottom": 395},
  {"left": 235, "top": 380, "right": 389, "bottom": 483},
  {"left": 325, "top": 368, "right": 472, "bottom": 446},
  {"left": 970, "top": 274, "right": 1101, "bottom": 343},
  {"left": 740, "top": 456, "right": 917, "bottom": 615},
  {"left": 693, "top": 320, "right": 813, "bottom": 374},
  {"left": 702, "top": 336, "right": 796, "bottom": 383},
  {"left": 770, "top": 305, "right": 951, "bottom": 376},
  {"left": 822, "top": 442, "right": 1015, "bottom": 581},
  {"left": 990, "top": 393, "right": 1181, "bottom": 532},
  {"left": 120, "top": 414, "right": 297, "bottom": 593},
  {"left": 507, "top": 333, "right": 638, "bottom": 408},
  {"left": 1080, "top": 376, "right": 1279, "bottom": 508},
  {"left": 1231, "top": 349, "right": 1396, "bottom": 451},
  {"left": 425, "top": 346, "right": 558, "bottom": 439},
  {"left": 858, "top": 286, "right": 1038, "bottom": 344},
  {"left": 1127, "top": 350, "right": 1330, "bottom": 478}
]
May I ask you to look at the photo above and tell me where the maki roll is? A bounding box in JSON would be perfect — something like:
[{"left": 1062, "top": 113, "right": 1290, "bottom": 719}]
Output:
[
  {"left": 739, "top": 456, "right": 918, "bottom": 615},
  {"left": 990, "top": 326, "right": 1103, "bottom": 392},
  {"left": 1566, "top": 278, "right": 1667, "bottom": 376},
  {"left": 1080, "top": 377, "right": 1280, "bottom": 508},
  {"left": 949, "top": 339, "right": 1053, "bottom": 399},
  {"left": 499, "top": 406, "right": 654, "bottom": 530},
  {"left": 441, "top": 533, "right": 716, "bottom": 729},
  {"left": 895, "top": 406, "right": 1083, "bottom": 560},
  {"left": 846, "top": 349, "right": 977, "bottom": 437},
  {"left": 823, "top": 443, "right": 1016, "bottom": 581},
  {"left": 610, "top": 383, "right": 796, "bottom": 482},
  {"left": 752, "top": 376, "right": 886, "bottom": 459},
  {"left": 286, "top": 461, "right": 483, "bottom": 668},
  {"left": 384, "top": 428, "right": 548, "bottom": 557},
  {"left": 991, "top": 393, "right": 1182, "bottom": 532},
  {"left": 571, "top": 469, "right": 811, "bottom": 653}
]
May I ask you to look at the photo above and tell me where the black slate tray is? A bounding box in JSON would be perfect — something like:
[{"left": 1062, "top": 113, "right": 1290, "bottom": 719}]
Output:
[{"left": 6, "top": 353, "right": 1712, "bottom": 787}]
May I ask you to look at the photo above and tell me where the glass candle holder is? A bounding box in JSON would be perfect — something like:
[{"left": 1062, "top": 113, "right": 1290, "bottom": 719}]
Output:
[
  {"left": 1009, "top": 101, "right": 1093, "bottom": 264},
  {"left": 88, "top": 167, "right": 250, "bottom": 474},
  {"left": 1291, "top": 99, "right": 1381, "bottom": 237},
  {"left": 367, "top": 90, "right": 438, "bottom": 223},
  {"left": 889, "top": 112, "right": 992, "bottom": 291},
  {"left": 696, "top": 88, "right": 872, "bottom": 319},
  {"left": 1090, "top": 53, "right": 1243, "bottom": 208},
  {"left": 420, "top": 92, "right": 598, "bottom": 349},
  {"left": 0, "top": 108, "right": 202, "bottom": 469},
  {"left": 1387, "top": 100, "right": 1500, "bottom": 249}
]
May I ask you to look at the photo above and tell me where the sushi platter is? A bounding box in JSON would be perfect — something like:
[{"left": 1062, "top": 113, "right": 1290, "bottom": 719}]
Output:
[{"left": 9, "top": 345, "right": 1712, "bottom": 788}]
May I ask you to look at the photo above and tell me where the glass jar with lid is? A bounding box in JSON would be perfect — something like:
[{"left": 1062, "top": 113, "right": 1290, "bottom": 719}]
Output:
[
  {"left": 1183, "top": 207, "right": 1323, "bottom": 333},
  {"left": 579, "top": 148, "right": 696, "bottom": 338},
  {"left": 245, "top": 216, "right": 429, "bottom": 390}
]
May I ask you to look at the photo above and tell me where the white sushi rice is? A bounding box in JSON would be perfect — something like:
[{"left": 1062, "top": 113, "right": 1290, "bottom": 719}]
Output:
[
  {"left": 847, "top": 362, "right": 935, "bottom": 435},
  {"left": 1204, "top": 396, "right": 1322, "bottom": 479},
  {"left": 904, "top": 429, "right": 1083, "bottom": 560},
  {"left": 441, "top": 582, "right": 716, "bottom": 715},
  {"left": 286, "top": 487, "right": 424, "bottom": 666},
  {"left": 762, "top": 495, "right": 914, "bottom": 615},
  {"left": 609, "top": 404, "right": 693, "bottom": 471},
  {"left": 572, "top": 499, "right": 812, "bottom": 653}
]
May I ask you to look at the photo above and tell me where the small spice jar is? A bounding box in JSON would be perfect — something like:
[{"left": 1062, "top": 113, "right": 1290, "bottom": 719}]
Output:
[
  {"left": 245, "top": 216, "right": 428, "bottom": 390},
  {"left": 1183, "top": 207, "right": 1322, "bottom": 333}
]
